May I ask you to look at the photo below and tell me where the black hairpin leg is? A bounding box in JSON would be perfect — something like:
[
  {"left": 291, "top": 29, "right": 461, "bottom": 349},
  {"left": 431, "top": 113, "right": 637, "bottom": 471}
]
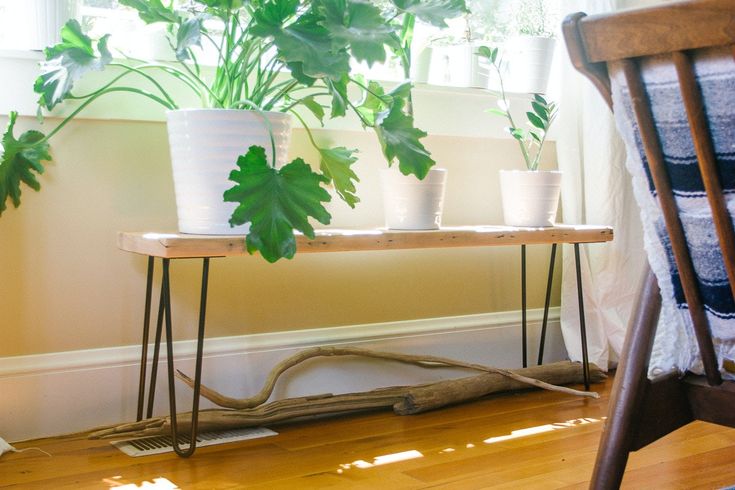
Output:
[
  {"left": 136, "top": 256, "right": 155, "bottom": 421},
  {"left": 574, "top": 243, "right": 591, "bottom": 391},
  {"left": 537, "top": 243, "right": 558, "bottom": 365},
  {"left": 521, "top": 244, "right": 527, "bottom": 368},
  {"left": 162, "top": 257, "right": 210, "bottom": 457}
]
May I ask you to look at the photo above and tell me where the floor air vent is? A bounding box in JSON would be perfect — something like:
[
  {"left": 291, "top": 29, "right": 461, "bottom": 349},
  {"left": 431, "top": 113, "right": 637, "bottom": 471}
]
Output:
[{"left": 111, "top": 427, "right": 278, "bottom": 457}]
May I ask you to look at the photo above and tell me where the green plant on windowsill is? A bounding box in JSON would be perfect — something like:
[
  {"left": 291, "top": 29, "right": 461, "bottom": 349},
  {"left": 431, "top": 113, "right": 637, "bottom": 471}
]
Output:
[
  {"left": 0, "top": 0, "right": 467, "bottom": 262},
  {"left": 476, "top": 45, "right": 557, "bottom": 171}
]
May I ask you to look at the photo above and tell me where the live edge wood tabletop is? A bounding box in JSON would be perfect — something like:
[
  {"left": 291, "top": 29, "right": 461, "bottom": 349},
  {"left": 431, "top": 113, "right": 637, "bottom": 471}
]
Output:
[{"left": 117, "top": 224, "right": 614, "bottom": 258}]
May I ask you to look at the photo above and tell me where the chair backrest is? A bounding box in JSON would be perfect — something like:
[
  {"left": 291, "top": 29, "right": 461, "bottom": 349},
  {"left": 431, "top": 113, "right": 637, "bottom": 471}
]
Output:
[{"left": 563, "top": 0, "right": 735, "bottom": 385}]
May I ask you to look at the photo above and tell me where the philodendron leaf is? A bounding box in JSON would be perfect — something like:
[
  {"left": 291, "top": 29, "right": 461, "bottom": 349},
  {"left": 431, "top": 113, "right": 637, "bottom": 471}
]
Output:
[
  {"left": 34, "top": 20, "right": 112, "bottom": 110},
  {"left": 356, "top": 80, "right": 392, "bottom": 127},
  {"left": 0, "top": 112, "right": 51, "bottom": 214},
  {"left": 299, "top": 96, "right": 326, "bottom": 126},
  {"left": 318, "top": 0, "right": 397, "bottom": 66},
  {"left": 376, "top": 87, "right": 434, "bottom": 179},
  {"left": 175, "top": 16, "right": 204, "bottom": 61},
  {"left": 224, "top": 146, "right": 331, "bottom": 263},
  {"left": 391, "top": 0, "right": 469, "bottom": 28},
  {"left": 119, "top": 0, "right": 180, "bottom": 24},
  {"left": 319, "top": 146, "right": 359, "bottom": 208},
  {"left": 251, "top": 2, "right": 350, "bottom": 81},
  {"left": 326, "top": 76, "right": 349, "bottom": 118}
]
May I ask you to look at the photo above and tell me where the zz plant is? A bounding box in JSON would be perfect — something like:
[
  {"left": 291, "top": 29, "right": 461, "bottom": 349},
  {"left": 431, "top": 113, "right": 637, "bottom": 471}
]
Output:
[
  {"left": 477, "top": 45, "right": 557, "bottom": 171},
  {"left": 0, "top": 0, "right": 467, "bottom": 262}
]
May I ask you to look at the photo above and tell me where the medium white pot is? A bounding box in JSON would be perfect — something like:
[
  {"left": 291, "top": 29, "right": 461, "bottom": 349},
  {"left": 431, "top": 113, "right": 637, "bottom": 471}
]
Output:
[
  {"left": 166, "top": 109, "right": 292, "bottom": 235},
  {"left": 499, "top": 36, "right": 556, "bottom": 94},
  {"left": 499, "top": 170, "right": 561, "bottom": 227},
  {"left": 380, "top": 168, "right": 448, "bottom": 230}
]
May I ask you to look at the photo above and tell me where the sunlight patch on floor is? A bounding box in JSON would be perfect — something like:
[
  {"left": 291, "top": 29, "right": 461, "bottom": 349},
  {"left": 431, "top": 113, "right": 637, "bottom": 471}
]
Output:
[
  {"left": 338, "top": 449, "right": 424, "bottom": 472},
  {"left": 484, "top": 417, "right": 601, "bottom": 445},
  {"left": 102, "top": 475, "right": 179, "bottom": 489}
]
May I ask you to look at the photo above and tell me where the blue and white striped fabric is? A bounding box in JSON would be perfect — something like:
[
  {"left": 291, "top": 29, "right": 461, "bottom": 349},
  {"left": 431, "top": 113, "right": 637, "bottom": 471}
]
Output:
[{"left": 610, "top": 46, "right": 735, "bottom": 378}]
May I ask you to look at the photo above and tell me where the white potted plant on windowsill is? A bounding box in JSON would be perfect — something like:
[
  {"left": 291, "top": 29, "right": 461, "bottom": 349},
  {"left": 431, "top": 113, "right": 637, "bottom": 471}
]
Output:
[
  {"left": 0, "top": 0, "right": 466, "bottom": 262},
  {"left": 477, "top": 45, "right": 559, "bottom": 228}
]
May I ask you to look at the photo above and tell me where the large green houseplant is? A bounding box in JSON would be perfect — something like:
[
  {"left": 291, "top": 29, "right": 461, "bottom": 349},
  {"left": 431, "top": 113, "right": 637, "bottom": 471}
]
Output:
[{"left": 0, "top": 0, "right": 467, "bottom": 262}]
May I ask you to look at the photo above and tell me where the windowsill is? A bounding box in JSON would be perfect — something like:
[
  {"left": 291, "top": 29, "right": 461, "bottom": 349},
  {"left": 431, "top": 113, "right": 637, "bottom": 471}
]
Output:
[{"left": 0, "top": 49, "right": 556, "bottom": 141}]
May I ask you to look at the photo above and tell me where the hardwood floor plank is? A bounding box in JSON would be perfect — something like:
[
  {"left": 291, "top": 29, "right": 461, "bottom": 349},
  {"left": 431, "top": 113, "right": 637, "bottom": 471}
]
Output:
[{"left": 1, "top": 375, "right": 734, "bottom": 489}]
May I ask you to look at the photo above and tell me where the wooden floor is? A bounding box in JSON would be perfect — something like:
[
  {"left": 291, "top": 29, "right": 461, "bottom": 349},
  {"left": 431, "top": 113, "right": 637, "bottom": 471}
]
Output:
[{"left": 2, "top": 375, "right": 735, "bottom": 489}]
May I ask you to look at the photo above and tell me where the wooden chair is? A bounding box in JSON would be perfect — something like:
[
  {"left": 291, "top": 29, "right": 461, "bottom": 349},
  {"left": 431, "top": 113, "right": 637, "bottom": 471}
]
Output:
[{"left": 563, "top": 1, "right": 735, "bottom": 488}]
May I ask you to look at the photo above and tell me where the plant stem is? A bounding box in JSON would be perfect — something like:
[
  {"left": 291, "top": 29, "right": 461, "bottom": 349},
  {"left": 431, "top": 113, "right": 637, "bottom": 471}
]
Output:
[
  {"left": 492, "top": 62, "right": 532, "bottom": 169},
  {"left": 41, "top": 87, "right": 174, "bottom": 143}
]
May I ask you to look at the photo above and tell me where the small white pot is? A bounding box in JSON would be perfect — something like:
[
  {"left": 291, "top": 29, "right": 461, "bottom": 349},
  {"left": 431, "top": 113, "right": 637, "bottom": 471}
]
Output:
[
  {"left": 380, "top": 168, "right": 448, "bottom": 230},
  {"left": 498, "top": 36, "right": 556, "bottom": 94},
  {"left": 499, "top": 170, "right": 561, "bottom": 227},
  {"left": 428, "top": 43, "right": 490, "bottom": 88},
  {"left": 166, "top": 109, "right": 292, "bottom": 235}
]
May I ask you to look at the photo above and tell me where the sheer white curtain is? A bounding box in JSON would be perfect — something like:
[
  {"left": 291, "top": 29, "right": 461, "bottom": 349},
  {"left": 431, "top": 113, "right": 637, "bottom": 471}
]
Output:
[{"left": 553, "top": 0, "right": 649, "bottom": 370}]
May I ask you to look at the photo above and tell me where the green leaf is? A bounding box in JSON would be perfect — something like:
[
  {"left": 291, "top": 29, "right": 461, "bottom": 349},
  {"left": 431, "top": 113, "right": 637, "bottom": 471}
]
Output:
[
  {"left": 485, "top": 107, "right": 507, "bottom": 118},
  {"left": 529, "top": 130, "right": 542, "bottom": 143},
  {"left": 531, "top": 101, "right": 548, "bottom": 120},
  {"left": 175, "top": 16, "right": 204, "bottom": 61},
  {"left": 0, "top": 112, "right": 51, "bottom": 214},
  {"left": 376, "top": 90, "right": 434, "bottom": 179},
  {"left": 119, "top": 0, "right": 180, "bottom": 24},
  {"left": 356, "top": 80, "right": 392, "bottom": 126},
  {"left": 319, "top": 146, "right": 360, "bottom": 208},
  {"left": 224, "top": 146, "right": 331, "bottom": 263},
  {"left": 299, "top": 96, "right": 326, "bottom": 126},
  {"left": 476, "top": 45, "right": 498, "bottom": 63},
  {"left": 317, "top": 0, "right": 397, "bottom": 66},
  {"left": 526, "top": 111, "right": 546, "bottom": 129},
  {"left": 251, "top": 2, "right": 350, "bottom": 81},
  {"left": 507, "top": 127, "right": 525, "bottom": 141},
  {"left": 34, "top": 20, "right": 112, "bottom": 110},
  {"left": 326, "top": 76, "right": 349, "bottom": 118},
  {"left": 194, "top": 0, "right": 243, "bottom": 7},
  {"left": 391, "top": 0, "right": 469, "bottom": 28},
  {"left": 533, "top": 93, "right": 548, "bottom": 105}
]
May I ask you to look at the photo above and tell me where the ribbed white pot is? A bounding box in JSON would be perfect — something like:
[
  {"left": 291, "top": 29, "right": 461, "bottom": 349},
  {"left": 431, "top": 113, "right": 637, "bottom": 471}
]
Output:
[
  {"left": 380, "top": 167, "right": 448, "bottom": 230},
  {"left": 166, "top": 109, "right": 292, "bottom": 235},
  {"left": 500, "top": 170, "right": 561, "bottom": 227},
  {"left": 501, "top": 36, "right": 556, "bottom": 94}
]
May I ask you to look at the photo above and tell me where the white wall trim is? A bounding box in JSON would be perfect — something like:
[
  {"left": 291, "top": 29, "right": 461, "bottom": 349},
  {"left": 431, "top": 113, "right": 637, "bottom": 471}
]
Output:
[
  {"left": 0, "top": 308, "right": 564, "bottom": 442},
  {"left": 0, "top": 307, "right": 559, "bottom": 378}
]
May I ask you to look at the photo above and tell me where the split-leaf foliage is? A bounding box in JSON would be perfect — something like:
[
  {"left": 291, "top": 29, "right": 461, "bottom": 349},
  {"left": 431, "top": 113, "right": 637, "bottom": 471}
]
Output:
[{"left": 1, "top": 0, "right": 467, "bottom": 262}]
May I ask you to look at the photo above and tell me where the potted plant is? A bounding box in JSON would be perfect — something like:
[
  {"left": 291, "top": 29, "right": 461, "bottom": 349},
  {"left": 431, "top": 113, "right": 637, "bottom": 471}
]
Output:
[
  {"left": 0, "top": 0, "right": 465, "bottom": 262},
  {"left": 477, "top": 45, "right": 559, "bottom": 227},
  {"left": 376, "top": 2, "right": 469, "bottom": 230},
  {"left": 496, "top": 0, "right": 556, "bottom": 94}
]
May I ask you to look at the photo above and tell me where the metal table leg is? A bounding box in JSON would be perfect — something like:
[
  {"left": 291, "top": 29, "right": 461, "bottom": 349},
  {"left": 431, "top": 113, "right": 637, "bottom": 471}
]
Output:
[
  {"left": 574, "top": 243, "right": 591, "bottom": 391},
  {"left": 136, "top": 257, "right": 154, "bottom": 421},
  {"left": 537, "top": 243, "right": 557, "bottom": 366},
  {"left": 161, "top": 257, "right": 210, "bottom": 457},
  {"left": 521, "top": 244, "right": 527, "bottom": 368}
]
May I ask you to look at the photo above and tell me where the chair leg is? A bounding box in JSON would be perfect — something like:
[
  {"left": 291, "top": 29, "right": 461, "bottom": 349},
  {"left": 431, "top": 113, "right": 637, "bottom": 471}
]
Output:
[{"left": 590, "top": 265, "right": 662, "bottom": 489}]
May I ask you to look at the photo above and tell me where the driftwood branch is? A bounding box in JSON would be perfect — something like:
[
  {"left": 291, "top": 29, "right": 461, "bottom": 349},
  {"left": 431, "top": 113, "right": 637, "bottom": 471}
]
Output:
[
  {"left": 90, "top": 359, "right": 604, "bottom": 440},
  {"left": 175, "top": 346, "right": 599, "bottom": 410}
]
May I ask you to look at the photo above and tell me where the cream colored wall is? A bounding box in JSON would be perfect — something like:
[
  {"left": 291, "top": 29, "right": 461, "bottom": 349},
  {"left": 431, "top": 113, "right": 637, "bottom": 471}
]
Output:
[{"left": 0, "top": 115, "right": 559, "bottom": 357}]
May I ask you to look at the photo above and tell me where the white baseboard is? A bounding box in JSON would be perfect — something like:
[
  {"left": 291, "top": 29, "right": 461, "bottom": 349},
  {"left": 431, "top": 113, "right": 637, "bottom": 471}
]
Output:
[{"left": 0, "top": 308, "right": 563, "bottom": 442}]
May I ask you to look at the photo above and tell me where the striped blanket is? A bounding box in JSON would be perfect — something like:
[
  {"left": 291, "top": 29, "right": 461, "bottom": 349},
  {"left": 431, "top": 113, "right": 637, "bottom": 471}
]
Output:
[{"left": 610, "top": 46, "right": 735, "bottom": 379}]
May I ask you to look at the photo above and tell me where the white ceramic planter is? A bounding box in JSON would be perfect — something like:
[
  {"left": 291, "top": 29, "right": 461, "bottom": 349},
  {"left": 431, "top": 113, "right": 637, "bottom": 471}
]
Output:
[
  {"left": 499, "top": 170, "right": 561, "bottom": 227},
  {"left": 380, "top": 167, "right": 448, "bottom": 230},
  {"left": 166, "top": 109, "right": 292, "bottom": 235},
  {"left": 428, "top": 44, "right": 491, "bottom": 88},
  {"left": 499, "top": 36, "right": 556, "bottom": 94}
]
